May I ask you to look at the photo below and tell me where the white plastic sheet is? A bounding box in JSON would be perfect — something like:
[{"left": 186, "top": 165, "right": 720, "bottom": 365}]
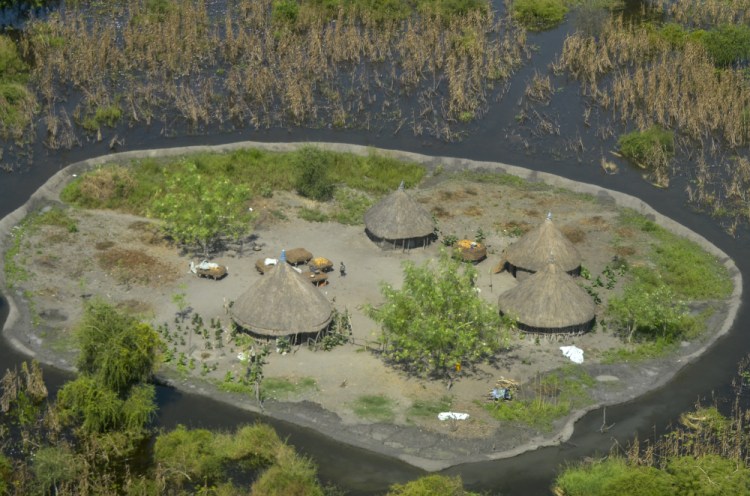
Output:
[
  {"left": 560, "top": 345, "right": 584, "bottom": 364},
  {"left": 437, "top": 412, "right": 470, "bottom": 421}
]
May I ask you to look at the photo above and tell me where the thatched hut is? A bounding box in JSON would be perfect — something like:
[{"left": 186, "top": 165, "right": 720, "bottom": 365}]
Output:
[
  {"left": 497, "top": 261, "right": 595, "bottom": 333},
  {"left": 232, "top": 251, "right": 333, "bottom": 340},
  {"left": 503, "top": 213, "right": 581, "bottom": 278},
  {"left": 364, "top": 181, "right": 435, "bottom": 249}
]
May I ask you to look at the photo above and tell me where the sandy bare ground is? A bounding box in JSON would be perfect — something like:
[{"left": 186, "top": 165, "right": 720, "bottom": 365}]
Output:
[
  {"left": 4, "top": 169, "right": 736, "bottom": 470},
  {"left": 0, "top": 142, "right": 741, "bottom": 471}
]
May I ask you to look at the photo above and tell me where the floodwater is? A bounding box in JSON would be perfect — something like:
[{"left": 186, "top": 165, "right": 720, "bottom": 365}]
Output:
[{"left": 2, "top": 2, "right": 750, "bottom": 494}]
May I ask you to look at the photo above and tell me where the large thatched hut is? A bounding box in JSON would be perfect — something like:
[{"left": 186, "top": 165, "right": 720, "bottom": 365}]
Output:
[
  {"left": 497, "top": 261, "right": 596, "bottom": 333},
  {"left": 364, "top": 181, "right": 435, "bottom": 249},
  {"left": 231, "top": 251, "right": 333, "bottom": 340},
  {"left": 503, "top": 214, "right": 581, "bottom": 278}
]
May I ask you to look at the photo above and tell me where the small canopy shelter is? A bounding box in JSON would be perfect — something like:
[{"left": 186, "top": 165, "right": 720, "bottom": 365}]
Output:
[
  {"left": 364, "top": 181, "right": 435, "bottom": 249},
  {"left": 497, "top": 261, "right": 595, "bottom": 334},
  {"left": 503, "top": 213, "right": 581, "bottom": 277},
  {"left": 231, "top": 250, "right": 333, "bottom": 340}
]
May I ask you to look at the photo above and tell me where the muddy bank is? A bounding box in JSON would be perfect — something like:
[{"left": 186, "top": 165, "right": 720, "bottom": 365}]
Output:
[{"left": 0, "top": 141, "right": 742, "bottom": 471}]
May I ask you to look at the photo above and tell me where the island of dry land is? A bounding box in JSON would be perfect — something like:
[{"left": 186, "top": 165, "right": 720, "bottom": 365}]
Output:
[{"left": 0, "top": 142, "right": 741, "bottom": 471}]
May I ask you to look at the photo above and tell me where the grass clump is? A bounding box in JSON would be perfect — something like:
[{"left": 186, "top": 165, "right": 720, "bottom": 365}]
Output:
[
  {"left": 387, "top": 474, "right": 480, "bottom": 495},
  {"left": 701, "top": 24, "right": 750, "bottom": 68},
  {"left": 297, "top": 207, "right": 330, "bottom": 223},
  {"left": 352, "top": 394, "right": 395, "bottom": 422},
  {"left": 262, "top": 377, "right": 318, "bottom": 400},
  {"left": 617, "top": 125, "right": 674, "bottom": 170},
  {"left": 512, "top": 0, "right": 568, "bottom": 31},
  {"left": 81, "top": 103, "right": 123, "bottom": 132}
]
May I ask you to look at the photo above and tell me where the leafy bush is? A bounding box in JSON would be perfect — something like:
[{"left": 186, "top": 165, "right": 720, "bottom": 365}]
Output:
[
  {"left": 607, "top": 281, "right": 693, "bottom": 343},
  {"left": 617, "top": 125, "right": 674, "bottom": 169},
  {"left": 512, "top": 0, "right": 567, "bottom": 31},
  {"left": 272, "top": 0, "right": 299, "bottom": 23},
  {"left": 250, "top": 445, "right": 325, "bottom": 496},
  {"left": 150, "top": 161, "right": 253, "bottom": 255},
  {"left": 294, "top": 146, "right": 336, "bottom": 201},
  {"left": 701, "top": 24, "right": 750, "bottom": 68},
  {"left": 0, "top": 35, "right": 27, "bottom": 81},
  {"left": 368, "top": 250, "right": 508, "bottom": 379},
  {"left": 387, "top": 474, "right": 480, "bottom": 496}
]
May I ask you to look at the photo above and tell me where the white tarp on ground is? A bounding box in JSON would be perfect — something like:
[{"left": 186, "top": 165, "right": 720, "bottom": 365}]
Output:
[
  {"left": 560, "top": 345, "right": 584, "bottom": 364},
  {"left": 438, "top": 412, "right": 470, "bottom": 421}
]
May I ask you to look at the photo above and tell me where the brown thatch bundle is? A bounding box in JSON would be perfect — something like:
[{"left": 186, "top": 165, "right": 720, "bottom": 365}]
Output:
[
  {"left": 497, "top": 262, "right": 595, "bottom": 333},
  {"left": 504, "top": 215, "right": 581, "bottom": 276},
  {"left": 285, "top": 247, "right": 313, "bottom": 265},
  {"left": 364, "top": 182, "right": 434, "bottom": 242},
  {"left": 232, "top": 251, "right": 333, "bottom": 338}
]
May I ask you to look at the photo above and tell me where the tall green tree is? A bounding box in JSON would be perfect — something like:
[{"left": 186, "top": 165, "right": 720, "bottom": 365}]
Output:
[
  {"left": 368, "top": 250, "right": 508, "bottom": 379},
  {"left": 150, "top": 161, "right": 253, "bottom": 256}
]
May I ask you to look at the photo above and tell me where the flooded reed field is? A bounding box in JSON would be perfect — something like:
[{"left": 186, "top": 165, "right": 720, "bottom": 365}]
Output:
[{"left": 2, "top": 0, "right": 750, "bottom": 494}]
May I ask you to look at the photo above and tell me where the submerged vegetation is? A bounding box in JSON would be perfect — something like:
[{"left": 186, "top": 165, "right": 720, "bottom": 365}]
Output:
[{"left": 552, "top": 0, "right": 750, "bottom": 232}]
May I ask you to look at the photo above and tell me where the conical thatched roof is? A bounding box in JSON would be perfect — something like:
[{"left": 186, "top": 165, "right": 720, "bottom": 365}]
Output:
[
  {"left": 232, "top": 251, "right": 333, "bottom": 337},
  {"left": 364, "top": 182, "right": 434, "bottom": 240},
  {"left": 504, "top": 214, "right": 581, "bottom": 275},
  {"left": 497, "top": 262, "right": 595, "bottom": 332}
]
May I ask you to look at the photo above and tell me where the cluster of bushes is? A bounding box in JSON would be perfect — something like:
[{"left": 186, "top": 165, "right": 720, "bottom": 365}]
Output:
[
  {"left": 652, "top": 22, "right": 750, "bottom": 68},
  {"left": 61, "top": 146, "right": 425, "bottom": 253}
]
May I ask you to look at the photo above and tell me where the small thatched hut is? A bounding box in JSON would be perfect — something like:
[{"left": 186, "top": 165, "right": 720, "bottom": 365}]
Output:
[
  {"left": 232, "top": 251, "right": 333, "bottom": 340},
  {"left": 497, "top": 261, "right": 595, "bottom": 333},
  {"left": 503, "top": 214, "right": 581, "bottom": 278},
  {"left": 364, "top": 181, "right": 435, "bottom": 249}
]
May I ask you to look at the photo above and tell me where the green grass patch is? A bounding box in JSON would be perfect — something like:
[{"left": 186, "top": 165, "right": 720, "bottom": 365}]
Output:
[
  {"left": 297, "top": 207, "right": 329, "bottom": 223},
  {"left": 512, "top": 0, "right": 568, "bottom": 31},
  {"left": 601, "top": 338, "right": 677, "bottom": 363},
  {"left": 61, "top": 147, "right": 425, "bottom": 217},
  {"left": 352, "top": 394, "right": 395, "bottom": 422},
  {"left": 332, "top": 188, "right": 374, "bottom": 225},
  {"left": 262, "top": 377, "right": 318, "bottom": 400},
  {"left": 485, "top": 365, "right": 593, "bottom": 430},
  {"left": 407, "top": 395, "right": 453, "bottom": 419},
  {"left": 617, "top": 125, "right": 674, "bottom": 169},
  {"left": 81, "top": 104, "right": 123, "bottom": 132},
  {"left": 618, "top": 210, "right": 732, "bottom": 300}
]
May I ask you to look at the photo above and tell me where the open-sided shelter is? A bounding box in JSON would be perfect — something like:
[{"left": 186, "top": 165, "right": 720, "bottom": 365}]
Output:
[
  {"left": 497, "top": 261, "right": 595, "bottom": 333},
  {"left": 503, "top": 213, "right": 581, "bottom": 277},
  {"left": 232, "top": 250, "right": 333, "bottom": 340},
  {"left": 364, "top": 181, "right": 435, "bottom": 249}
]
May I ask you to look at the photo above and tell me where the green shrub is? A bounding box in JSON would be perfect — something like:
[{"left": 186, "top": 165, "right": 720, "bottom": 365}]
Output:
[
  {"left": 0, "top": 35, "right": 27, "bottom": 82},
  {"left": 512, "top": 0, "right": 567, "bottom": 31},
  {"left": 555, "top": 457, "right": 672, "bottom": 496},
  {"left": 617, "top": 125, "right": 674, "bottom": 169},
  {"left": 272, "top": 0, "right": 299, "bottom": 23},
  {"left": 701, "top": 24, "right": 750, "bottom": 68},
  {"left": 387, "top": 474, "right": 480, "bottom": 495},
  {"left": 250, "top": 445, "right": 325, "bottom": 496},
  {"left": 293, "top": 147, "right": 336, "bottom": 201}
]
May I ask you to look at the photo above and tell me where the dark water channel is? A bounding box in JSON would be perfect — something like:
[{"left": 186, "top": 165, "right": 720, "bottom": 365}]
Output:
[{"left": 2, "top": 4, "right": 750, "bottom": 495}]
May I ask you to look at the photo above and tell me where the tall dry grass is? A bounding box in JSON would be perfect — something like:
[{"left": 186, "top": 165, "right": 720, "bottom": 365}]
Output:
[
  {"left": 555, "top": 14, "right": 750, "bottom": 227},
  {"left": 19, "top": 0, "right": 528, "bottom": 142}
]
